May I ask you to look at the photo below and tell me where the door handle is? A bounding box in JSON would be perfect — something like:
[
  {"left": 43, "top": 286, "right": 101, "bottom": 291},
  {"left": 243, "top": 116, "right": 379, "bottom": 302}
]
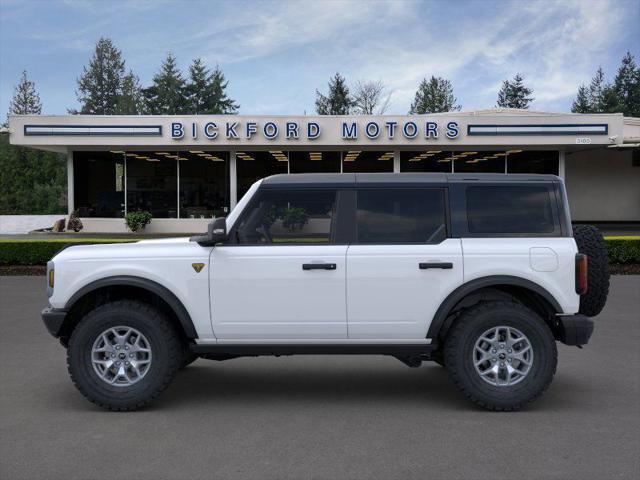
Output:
[
  {"left": 302, "top": 263, "right": 337, "bottom": 271},
  {"left": 419, "top": 262, "right": 453, "bottom": 270}
]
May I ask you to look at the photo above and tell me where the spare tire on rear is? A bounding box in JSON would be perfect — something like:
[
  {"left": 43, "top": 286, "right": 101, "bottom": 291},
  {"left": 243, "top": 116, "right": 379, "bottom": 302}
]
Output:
[{"left": 572, "top": 224, "right": 610, "bottom": 317}]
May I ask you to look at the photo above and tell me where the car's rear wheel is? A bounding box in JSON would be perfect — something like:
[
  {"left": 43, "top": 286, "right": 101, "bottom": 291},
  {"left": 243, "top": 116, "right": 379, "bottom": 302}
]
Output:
[
  {"left": 67, "top": 300, "right": 182, "bottom": 411},
  {"left": 444, "top": 301, "right": 557, "bottom": 411}
]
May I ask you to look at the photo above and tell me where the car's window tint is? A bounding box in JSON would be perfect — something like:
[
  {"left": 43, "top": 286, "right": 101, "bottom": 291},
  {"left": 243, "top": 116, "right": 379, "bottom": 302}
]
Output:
[
  {"left": 466, "top": 186, "right": 555, "bottom": 234},
  {"left": 236, "top": 189, "right": 337, "bottom": 244},
  {"left": 356, "top": 189, "right": 446, "bottom": 244}
]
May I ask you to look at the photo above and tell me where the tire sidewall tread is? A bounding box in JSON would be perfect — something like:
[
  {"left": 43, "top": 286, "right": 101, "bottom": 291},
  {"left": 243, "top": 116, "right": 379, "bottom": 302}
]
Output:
[
  {"left": 444, "top": 301, "right": 557, "bottom": 411},
  {"left": 67, "top": 300, "right": 182, "bottom": 411},
  {"left": 573, "top": 224, "right": 610, "bottom": 317}
]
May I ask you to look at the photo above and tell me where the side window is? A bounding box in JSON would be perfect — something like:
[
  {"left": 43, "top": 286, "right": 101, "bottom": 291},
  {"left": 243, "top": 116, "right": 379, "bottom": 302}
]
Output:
[
  {"left": 356, "top": 189, "right": 447, "bottom": 244},
  {"left": 235, "top": 189, "right": 337, "bottom": 245},
  {"left": 466, "top": 185, "right": 556, "bottom": 234}
]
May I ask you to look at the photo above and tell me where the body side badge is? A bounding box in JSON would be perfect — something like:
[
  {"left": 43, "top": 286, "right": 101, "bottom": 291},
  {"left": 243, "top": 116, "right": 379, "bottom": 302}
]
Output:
[{"left": 192, "top": 263, "right": 205, "bottom": 273}]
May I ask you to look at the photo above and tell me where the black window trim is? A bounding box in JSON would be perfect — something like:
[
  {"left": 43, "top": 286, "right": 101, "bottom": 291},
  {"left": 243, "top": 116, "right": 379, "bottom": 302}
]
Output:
[
  {"left": 352, "top": 186, "right": 451, "bottom": 245},
  {"left": 226, "top": 187, "right": 344, "bottom": 246},
  {"left": 457, "top": 182, "right": 563, "bottom": 238}
]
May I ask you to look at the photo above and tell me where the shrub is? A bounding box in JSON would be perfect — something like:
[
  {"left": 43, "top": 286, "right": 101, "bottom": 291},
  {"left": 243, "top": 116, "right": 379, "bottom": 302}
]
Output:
[
  {"left": 125, "top": 211, "right": 152, "bottom": 232},
  {"left": 0, "top": 239, "right": 139, "bottom": 265},
  {"left": 1, "top": 236, "right": 638, "bottom": 267},
  {"left": 604, "top": 236, "right": 640, "bottom": 264},
  {"left": 281, "top": 207, "right": 309, "bottom": 232},
  {"left": 66, "top": 210, "right": 83, "bottom": 232}
]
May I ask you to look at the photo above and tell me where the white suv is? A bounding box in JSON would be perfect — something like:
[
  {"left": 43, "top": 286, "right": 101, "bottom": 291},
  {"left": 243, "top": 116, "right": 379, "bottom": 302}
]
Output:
[{"left": 42, "top": 173, "right": 609, "bottom": 411}]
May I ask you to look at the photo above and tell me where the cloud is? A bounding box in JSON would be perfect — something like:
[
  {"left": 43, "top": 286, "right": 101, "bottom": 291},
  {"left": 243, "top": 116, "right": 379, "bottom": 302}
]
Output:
[{"left": 1, "top": 0, "right": 637, "bottom": 115}]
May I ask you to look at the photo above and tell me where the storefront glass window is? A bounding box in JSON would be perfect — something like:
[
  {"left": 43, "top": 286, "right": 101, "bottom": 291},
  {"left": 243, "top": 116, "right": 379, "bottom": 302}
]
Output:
[
  {"left": 289, "top": 151, "right": 341, "bottom": 173},
  {"left": 126, "top": 152, "right": 177, "bottom": 218},
  {"left": 453, "top": 151, "right": 506, "bottom": 173},
  {"left": 342, "top": 151, "right": 394, "bottom": 173},
  {"left": 237, "top": 151, "right": 288, "bottom": 200},
  {"left": 506, "top": 150, "right": 559, "bottom": 174},
  {"left": 73, "top": 151, "right": 125, "bottom": 217},
  {"left": 178, "top": 151, "right": 229, "bottom": 218},
  {"left": 400, "top": 151, "right": 453, "bottom": 172}
]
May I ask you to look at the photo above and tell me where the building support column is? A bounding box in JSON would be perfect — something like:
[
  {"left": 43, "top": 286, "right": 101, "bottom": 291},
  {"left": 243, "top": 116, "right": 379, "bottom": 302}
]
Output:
[
  {"left": 229, "top": 150, "right": 237, "bottom": 211},
  {"left": 123, "top": 155, "right": 127, "bottom": 216},
  {"left": 559, "top": 148, "right": 566, "bottom": 179},
  {"left": 393, "top": 150, "right": 400, "bottom": 173},
  {"left": 66, "top": 149, "right": 74, "bottom": 216},
  {"left": 176, "top": 158, "right": 180, "bottom": 219}
]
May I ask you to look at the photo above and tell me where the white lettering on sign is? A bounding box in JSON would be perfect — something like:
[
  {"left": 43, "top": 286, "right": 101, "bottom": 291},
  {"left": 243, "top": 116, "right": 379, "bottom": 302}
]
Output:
[{"left": 576, "top": 137, "right": 592, "bottom": 144}]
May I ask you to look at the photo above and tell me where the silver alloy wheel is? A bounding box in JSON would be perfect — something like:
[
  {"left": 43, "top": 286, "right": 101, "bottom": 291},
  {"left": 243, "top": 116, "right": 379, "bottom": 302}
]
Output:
[
  {"left": 91, "top": 326, "right": 152, "bottom": 387},
  {"left": 473, "top": 326, "right": 533, "bottom": 387}
]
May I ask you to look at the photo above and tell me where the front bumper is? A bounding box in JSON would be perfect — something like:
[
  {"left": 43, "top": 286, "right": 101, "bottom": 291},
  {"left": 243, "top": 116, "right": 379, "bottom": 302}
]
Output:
[
  {"left": 42, "top": 307, "right": 68, "bottom": 338},
  {"left": 558, "top": 314, "right": 594, "bottom": 346}
]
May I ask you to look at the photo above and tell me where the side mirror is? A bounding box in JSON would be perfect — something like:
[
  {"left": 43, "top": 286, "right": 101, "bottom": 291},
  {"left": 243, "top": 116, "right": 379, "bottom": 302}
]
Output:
[
  {"left": 191, "top": 217, "right": 227, "bottom": 246},
  {"left": 208, "top": 217, "right": 227, "bottom": 243}
]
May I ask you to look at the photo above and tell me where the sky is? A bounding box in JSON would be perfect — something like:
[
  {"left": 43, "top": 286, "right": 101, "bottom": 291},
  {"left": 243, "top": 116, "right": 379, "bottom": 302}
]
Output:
[{"left": 0, "top": 0, "right": 638, "bottom": 117}]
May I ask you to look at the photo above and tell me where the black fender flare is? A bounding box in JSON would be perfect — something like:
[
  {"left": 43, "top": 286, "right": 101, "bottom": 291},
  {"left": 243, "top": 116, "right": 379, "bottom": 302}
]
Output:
[
  {"left": 65, "top": 275, "right": 198, "bottom": 338},
  {"left": 426, "top": 275, "right": 562, "bottom": 341}
]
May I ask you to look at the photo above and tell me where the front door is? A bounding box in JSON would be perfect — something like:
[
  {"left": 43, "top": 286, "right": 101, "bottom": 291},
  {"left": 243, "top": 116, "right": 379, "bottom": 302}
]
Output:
[
  {"left": 210, "top": 188, "right": 347, "bottom": 340},
  {"left": 346, "top": 187, "right": 464, "bottom": 340}
]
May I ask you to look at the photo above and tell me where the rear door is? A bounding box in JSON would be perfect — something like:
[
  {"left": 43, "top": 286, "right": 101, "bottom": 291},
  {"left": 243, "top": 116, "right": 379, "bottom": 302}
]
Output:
[
  {"left": 346, "top": 187, "right": 463, "bottom": 340},
  {"left": 210, "top": 188, "right": 348, "bottom": 340}
]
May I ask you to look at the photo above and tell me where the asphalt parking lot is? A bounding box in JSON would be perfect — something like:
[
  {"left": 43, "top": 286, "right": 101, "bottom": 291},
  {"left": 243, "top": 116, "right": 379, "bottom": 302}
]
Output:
[{"left": 1, "top": 276, "right": 638, "bottom": 480}]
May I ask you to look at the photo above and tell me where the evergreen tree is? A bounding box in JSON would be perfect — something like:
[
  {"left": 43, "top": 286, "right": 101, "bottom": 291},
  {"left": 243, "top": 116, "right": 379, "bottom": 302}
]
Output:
[
  {"left": 186, "top": 58, "right": 209, "bottom": 114},
  {"left": 75, "top": 37, "right": 126, "bottom": 114},
  {"left": 613, "top": 51, "right": 640, "bottom": 117},
  {"left": 9, "top": 70, "right": 42, "bottom": 116},
  {"left": 587, "top": 67, "right": 607, "bottom": 112},
  {"left": 577, "top": 66, "right": 622, "bottom": 113},
  {"left": 496, "top": 73, "right": 534, "bottom": 109},
  {"left": 315, "top": 73, "right": 353, "bottom": 115},
  {"left": 1, "top": 71, "right": 66, "bottom": 214},
  {"left": 116, "top": 71, "right": 144, "bottom": 115},
  {"left": 0, "top": 134, "right": 67, "bottom": 214},
  {"left": 185, "top": 59, "right": 239, "bottom": 114},
  {"left": 143, "top": 53, "right": 188, "bottom": 114},
  {"left": 600, "top": 84, "right": 623, "bottom": 113},
  {"left": 207, "top": 65, "right": 239, "bottom": 114},
  {"left": 571, "top": 85, "right": 591, "bottom": 113},
  {"left": 409, "top": 76, "right": 460, "bottom": 114}
]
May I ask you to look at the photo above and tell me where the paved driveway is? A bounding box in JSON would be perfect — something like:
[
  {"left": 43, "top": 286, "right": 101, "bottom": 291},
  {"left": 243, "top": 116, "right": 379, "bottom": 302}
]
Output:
[{"left": 1, "top": 276, "right": 638, "bottom": 480}]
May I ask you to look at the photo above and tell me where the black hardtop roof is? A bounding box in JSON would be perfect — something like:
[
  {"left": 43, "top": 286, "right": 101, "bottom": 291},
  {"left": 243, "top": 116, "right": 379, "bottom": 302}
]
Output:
[{"left": 261, "top": 172, "right": 560, "bottom": 188}]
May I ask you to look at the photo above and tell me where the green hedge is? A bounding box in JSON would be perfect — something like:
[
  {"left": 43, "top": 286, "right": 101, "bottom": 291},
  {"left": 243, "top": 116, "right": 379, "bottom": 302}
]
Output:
[
  {"left": 1, "top": 236, "right": 639, "bottom": 266},
  {"left": 0, "top": 239, "right": 139, "bottom": 265},
  {"left": 604, "top": 236, "right": 640, "bottom": 264}
]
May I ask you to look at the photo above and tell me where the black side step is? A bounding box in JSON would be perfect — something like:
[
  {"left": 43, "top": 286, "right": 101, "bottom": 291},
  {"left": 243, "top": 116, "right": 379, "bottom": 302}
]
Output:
[{"left": 190, "top": 343, "right": 436, "bottom": 357}]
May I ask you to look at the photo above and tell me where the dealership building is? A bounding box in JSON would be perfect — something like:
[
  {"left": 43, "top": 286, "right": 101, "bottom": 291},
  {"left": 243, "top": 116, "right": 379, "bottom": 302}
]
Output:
[{"left": 8, "top": 109, "right": 640, "bottom": 233}]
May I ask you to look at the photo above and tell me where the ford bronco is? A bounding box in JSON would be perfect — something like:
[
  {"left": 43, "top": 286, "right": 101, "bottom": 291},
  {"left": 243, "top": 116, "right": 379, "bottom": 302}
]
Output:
[{"left": 42, "top": 173, "right": 609, "bottom": 411}]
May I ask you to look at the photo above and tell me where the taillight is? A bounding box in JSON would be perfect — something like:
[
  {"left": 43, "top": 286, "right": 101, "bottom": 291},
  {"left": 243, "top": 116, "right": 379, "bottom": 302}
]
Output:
[{"left": 575, "top": 254, "right": 588, "bottom": 295}]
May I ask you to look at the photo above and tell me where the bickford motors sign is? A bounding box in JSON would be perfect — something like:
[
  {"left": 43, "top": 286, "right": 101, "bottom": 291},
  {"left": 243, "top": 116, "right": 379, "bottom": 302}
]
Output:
[
  {"left": 171, "top": 119, "right": 461, "bottom": 141},
  {"left": 13, "top": 114, "right": 616, "bottom": 148}
]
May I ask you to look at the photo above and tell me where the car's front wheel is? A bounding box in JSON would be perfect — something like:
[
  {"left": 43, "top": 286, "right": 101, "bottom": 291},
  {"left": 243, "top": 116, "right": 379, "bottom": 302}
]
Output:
[
  {"left": 444, "top": 301, "right": 557, "bottom": 411},
  {"left": 67, "top": 300, "right": 182, "bottom": 411}
]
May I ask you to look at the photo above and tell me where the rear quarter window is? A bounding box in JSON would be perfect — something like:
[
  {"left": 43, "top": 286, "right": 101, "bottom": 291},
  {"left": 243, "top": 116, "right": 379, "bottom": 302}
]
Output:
[{"left": 466, "top": 185, "right": 557, "bottom": 235}]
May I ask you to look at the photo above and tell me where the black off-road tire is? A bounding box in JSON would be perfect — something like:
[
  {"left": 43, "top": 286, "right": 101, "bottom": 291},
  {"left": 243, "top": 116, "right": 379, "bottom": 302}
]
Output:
[
  {"left": 444, "top": 301, "right": 557, "bottom": 411},
  {"left": 67, "top": 300, "right": 182, "bottom": 411},
  {"left": 573, "top": 224, "right": 610, "bottom": 317}
]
